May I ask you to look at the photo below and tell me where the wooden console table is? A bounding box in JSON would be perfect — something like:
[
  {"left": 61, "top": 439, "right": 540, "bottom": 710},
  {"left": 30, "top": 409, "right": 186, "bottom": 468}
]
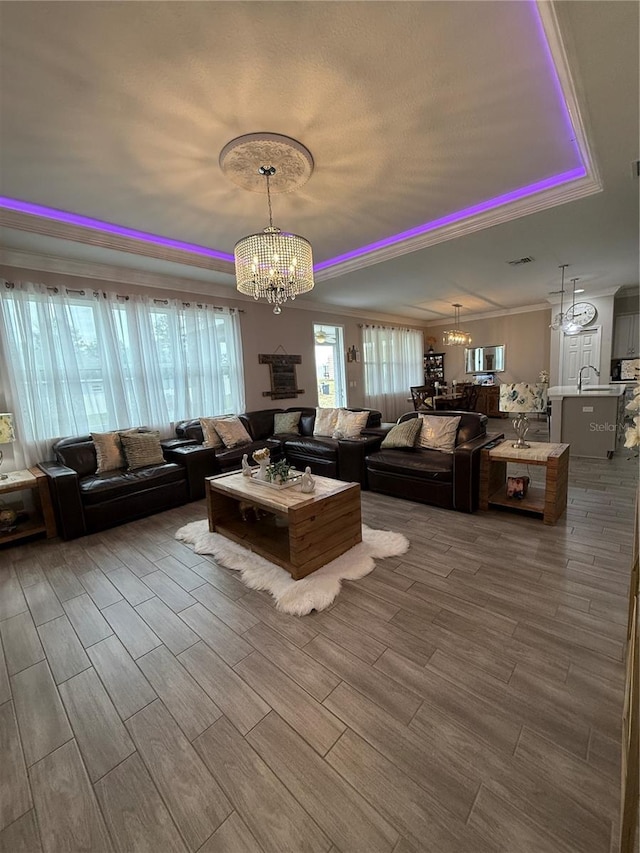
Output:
[
  {"left": 479, "top": 441, "right": 569, "bottom": 525},
  {"left": 0, "top": 467, "right": 57, "bottom": 546}
]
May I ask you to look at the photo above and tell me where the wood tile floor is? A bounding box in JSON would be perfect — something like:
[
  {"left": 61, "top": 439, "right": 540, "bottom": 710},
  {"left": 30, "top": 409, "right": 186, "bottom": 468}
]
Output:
[{"left": 0, "top": 448, "right": 636, "bottom": 852}]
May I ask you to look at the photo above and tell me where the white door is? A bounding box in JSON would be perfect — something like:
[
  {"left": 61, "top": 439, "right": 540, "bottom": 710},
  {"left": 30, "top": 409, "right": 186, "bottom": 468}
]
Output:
[{"left": 561, "top": 328, "right": 601, "bottom": 386}]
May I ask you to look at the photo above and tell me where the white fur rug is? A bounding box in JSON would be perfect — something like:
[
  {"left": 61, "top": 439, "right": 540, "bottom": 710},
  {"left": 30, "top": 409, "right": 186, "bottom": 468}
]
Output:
[{"left": 175, "top": 519, "right": 409, "bottom": 616}]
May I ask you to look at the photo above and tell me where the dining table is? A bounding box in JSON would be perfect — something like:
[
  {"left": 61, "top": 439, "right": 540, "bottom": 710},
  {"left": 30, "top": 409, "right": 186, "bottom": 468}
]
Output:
[{"left": 434, "top": 394, "right": 463, "bottom": 410}]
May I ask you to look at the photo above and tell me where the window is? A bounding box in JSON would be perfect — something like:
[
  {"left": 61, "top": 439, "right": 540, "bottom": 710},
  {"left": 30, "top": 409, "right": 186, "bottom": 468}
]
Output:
[
  {"left": 362, "top": 325, "right": 423, "bottom": 421},
  {"left": 313, "top": 324, "right": 346, "bottom": 407},
  {"left": 0, "top": 282, "right": 245, "bottom": 464}
]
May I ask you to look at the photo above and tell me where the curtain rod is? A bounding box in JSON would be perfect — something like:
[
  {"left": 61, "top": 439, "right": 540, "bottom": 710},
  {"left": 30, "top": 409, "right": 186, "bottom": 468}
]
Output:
[{"left": 4, "top": 282, "right": 244, "bottom": 311}]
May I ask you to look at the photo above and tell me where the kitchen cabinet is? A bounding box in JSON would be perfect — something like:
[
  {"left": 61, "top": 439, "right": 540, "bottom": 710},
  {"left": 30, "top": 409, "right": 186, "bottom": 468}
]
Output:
[
  {"left": 613, "top": 314, "right": 639, "bottom": 359},
  {"left": 548, "top": 385, "right": 626, "bottom": 458}
]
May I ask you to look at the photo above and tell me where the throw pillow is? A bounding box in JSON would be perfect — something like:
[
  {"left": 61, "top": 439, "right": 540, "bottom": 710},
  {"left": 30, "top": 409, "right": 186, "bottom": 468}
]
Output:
[
  {"left": 417, "top": 415, "right": 461, "bottom": 453},
  {"left": 332, "top": 409, "right": 369, "bottom": 439},
  {"left": 211, "top": 416, "right": 252, "bottom": 449},
  {"left": 313, "top": 407, "right": 341, "bottom": 437},
  {"left": 273, "top": 411, "right": 301, "bottom": 434},
  {"left": 92, "top": 431, "right": 125, "bottom": 473},
  {"left": 120, "top": 431, "right": 165, "bottom": 470},
  {"left": 200, "top": 417, "right": 224, "bottom": 449},
  {"left": 381, "top": 418, "right": 421, "bottom": 449}
]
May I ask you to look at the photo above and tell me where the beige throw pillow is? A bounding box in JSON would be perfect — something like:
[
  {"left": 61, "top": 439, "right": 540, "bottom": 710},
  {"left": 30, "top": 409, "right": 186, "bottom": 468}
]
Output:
[
  {"left": 381, "top": 418, "right": 421, "bottom": 448},
  {"left": 211, "top": 416, "right": 252, "bottom": 449},
  {"left": 313, "top": 407, "right": 341, "bottom": 437},
  {"left": 417, "top": 415, "right": 461, "bottom": 453},
  {"left": 92, "top": 431, "right": 126, "bottom": 473},
  {"left": 332, "top": 409, "right": 369, "bottom": 439},
  {"left": 273, "top": 411, "right": 301, "bottom": 434},
  {"left": 200, "top": 417, "right": 224, "bottom": 449},
  {"left": 120, "top": 431, "right": 165, "bottom": 470}
]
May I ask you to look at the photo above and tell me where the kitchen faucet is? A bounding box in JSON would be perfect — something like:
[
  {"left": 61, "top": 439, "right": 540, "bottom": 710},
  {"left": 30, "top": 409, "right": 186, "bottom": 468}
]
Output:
[{"left": 578, "top": 364, "right": 600, "bottom": 392}]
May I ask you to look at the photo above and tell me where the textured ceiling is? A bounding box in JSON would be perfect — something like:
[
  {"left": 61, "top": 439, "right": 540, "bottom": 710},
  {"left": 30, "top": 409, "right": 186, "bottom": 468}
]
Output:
[{"left": 0, "top": 1, "right": 638, "bottom": 321}]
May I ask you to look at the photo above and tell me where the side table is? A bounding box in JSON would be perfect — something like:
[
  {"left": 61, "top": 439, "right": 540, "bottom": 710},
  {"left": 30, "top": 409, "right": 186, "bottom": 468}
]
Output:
[
  {"left": 479, "top": 440, "right": 570, "bottom": 525},
  {"left": 0, "top": 467, "right": 57, "bottom": 546}
]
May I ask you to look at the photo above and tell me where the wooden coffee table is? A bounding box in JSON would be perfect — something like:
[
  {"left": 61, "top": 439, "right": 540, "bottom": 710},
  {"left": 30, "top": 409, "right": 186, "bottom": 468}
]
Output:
[{"left": 206, "top": 472, "right": 362, "bottom": 580}]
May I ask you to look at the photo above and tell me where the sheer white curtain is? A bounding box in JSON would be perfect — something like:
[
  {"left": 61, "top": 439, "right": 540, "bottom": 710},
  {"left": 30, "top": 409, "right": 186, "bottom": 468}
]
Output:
[
  {"left": 0, "top": 281, "right": 245, "bottom": 466},
  {"left": 362, "top": 325, "right": 424, "bottom": 422}
]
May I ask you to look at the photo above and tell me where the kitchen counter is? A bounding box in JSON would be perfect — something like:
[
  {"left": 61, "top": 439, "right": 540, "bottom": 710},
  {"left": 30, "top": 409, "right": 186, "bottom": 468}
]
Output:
[
  {"left": 548, "top": 385, "right": 626, "bottom": 398},
  {"left": 548, "top": 385, "right": 626, "bottom": 458}
]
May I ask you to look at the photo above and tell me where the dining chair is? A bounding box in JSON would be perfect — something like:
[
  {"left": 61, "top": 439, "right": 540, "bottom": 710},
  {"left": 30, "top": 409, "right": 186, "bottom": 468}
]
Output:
[
  {"left": 410, "top": 385, "right": 435, "bottom": 411},
  {"left": 437, "top": 384, "right": 480, "bottom": 412}
]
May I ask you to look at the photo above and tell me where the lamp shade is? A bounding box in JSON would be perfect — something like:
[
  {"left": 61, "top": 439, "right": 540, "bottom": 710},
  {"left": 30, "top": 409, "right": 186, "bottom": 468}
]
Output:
[
  {"left": 499, "top": 383, "right": 548, "bottom": 414},
  {"left": 0, "top": 413, "right": 15, "bottom": 444}
]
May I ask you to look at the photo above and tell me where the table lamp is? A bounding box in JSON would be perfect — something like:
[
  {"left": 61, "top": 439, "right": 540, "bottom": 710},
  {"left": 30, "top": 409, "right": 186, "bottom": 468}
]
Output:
[
  {"left": 499, "top": 384, "right": 548, "bottom": 449},
  {"left": 0, "top": 413, "right": 15, "bottom": 480}
]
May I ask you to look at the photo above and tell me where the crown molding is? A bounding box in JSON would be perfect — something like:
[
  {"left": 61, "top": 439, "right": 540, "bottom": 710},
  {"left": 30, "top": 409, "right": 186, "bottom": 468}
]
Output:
[
  {"left": 424, "top": 302, "right": 552, "bottom": 327},
  {"left": 0, "top": 209, "right": 234, "bottom": 275},
  {"left": 0, "top": 247, "right": 236, "bottom": 298},
  {"left": 315, "top": 175, "right": 601, "bottom": 282}
]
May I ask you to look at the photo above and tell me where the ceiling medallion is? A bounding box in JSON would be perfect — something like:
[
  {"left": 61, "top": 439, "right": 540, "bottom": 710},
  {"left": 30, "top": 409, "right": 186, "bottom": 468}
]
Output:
[
  {"left": 219, "top": 132, "right": 314, "bottom": 193},
  {"left": 222, "top": 134, "right": 314, "bottom": 314}
]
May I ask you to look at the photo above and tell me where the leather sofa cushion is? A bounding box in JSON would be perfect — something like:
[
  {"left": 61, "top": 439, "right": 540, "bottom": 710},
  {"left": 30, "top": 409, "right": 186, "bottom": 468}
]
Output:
[
  {"left": 241, "top": 409, "right": 285, "bottom": 441},
  {"left": 284, "top": 436, "right": 340, "bottom": 460},
  {"left": 54, "top": 436, "right": 98, "bottom": 477},
  {"left": 366, "top": 448, "right": 453, "bottom": 481},
  {"left": 79, "top": 463, "right": 186, "bottom": 506}
]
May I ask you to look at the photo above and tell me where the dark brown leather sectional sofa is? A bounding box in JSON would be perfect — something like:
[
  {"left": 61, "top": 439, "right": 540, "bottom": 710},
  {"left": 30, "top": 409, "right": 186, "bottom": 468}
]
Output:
[
  {"left": 365, "top": 410, "right": 504, "bottom": 513},
  {"left": 165, "top": 406, "right": 384, "bottom": 499},
  {"left": 39, "top": 406, "right": 383, "bottom": 539},
  {"left": 39, "top": 435, "right": 191, "bottom": 541}
]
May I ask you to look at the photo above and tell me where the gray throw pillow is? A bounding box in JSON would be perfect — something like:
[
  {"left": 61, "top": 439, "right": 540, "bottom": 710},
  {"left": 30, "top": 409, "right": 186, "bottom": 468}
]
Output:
[
  {"left": 381, "top": 418, "right": 422, "bottom": 449},
  {"left": 273, "top": 411, "right": 301, "bottom": 434},
  {"left": 121, "top": 431, "right": 165, "bottom": 470}
]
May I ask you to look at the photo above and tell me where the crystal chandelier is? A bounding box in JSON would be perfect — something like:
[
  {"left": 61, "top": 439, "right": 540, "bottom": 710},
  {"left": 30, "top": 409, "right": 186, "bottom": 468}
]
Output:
[
  {"left": 221, "top": 133, "right": 315, "bottom": 315},
  {"left": 442, "top": 304, "right": 472, "bottom": 347},
  {"left": 549, "top": 264, "right": 581, "bottom": 335}
]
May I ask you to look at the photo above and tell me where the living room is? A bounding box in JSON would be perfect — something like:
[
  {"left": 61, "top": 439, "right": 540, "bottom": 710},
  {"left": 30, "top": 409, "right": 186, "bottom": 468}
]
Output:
[{"left": 0, "top": 2, "right": 639, "bottom": 852}]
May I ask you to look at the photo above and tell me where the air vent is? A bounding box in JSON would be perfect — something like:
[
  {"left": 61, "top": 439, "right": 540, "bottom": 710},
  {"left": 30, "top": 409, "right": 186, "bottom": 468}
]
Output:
[
  {"left": 507, "top": 257, "right": 534, "bottom": 266},
  {"left": 633, "top": 160, "right": 640, "bottom": 179}
]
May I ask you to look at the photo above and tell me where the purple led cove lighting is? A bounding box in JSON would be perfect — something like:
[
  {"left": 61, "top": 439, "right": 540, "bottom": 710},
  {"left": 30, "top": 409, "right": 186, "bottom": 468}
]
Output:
[
  {"left": 315, "top": 166, "right": 586, "bottom": 271},
  {"left": 0, "top": 197, "right": 235, "bottom": 263},
  {"left": 315, "top": 0, "right": 587, "bottom": 272},
  {"left": 0, "top": 3, "right": 587, "bottom": 275},
  {"left": 529, "top": 0, "right": 581, "bottom": 154}
]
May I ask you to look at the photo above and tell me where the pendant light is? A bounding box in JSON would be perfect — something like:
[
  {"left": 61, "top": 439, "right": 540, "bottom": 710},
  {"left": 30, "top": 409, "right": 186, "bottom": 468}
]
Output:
[
  {"left": 442, "top": 304, "right": 472, "bottom": 347},
  {"left": 220, "top": 133, "right": 315, "bottom": 315}
]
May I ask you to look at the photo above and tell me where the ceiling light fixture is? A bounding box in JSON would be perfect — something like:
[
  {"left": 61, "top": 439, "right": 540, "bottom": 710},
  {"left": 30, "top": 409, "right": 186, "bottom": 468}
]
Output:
[
  {"left": 563, "top": 277, "right": 582, "bottom": 336},
  {"left": 315, "top": 329, "right": 327, "bottom": 344},
  {"left": 220, "top": 133, "right": 314, "bottom": 315},
  {"left": 549, "top": 264, "right": 580, "bottom": 334},
  {"left": 442, "top": 304, "right": 472, "bottom": 347}
]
